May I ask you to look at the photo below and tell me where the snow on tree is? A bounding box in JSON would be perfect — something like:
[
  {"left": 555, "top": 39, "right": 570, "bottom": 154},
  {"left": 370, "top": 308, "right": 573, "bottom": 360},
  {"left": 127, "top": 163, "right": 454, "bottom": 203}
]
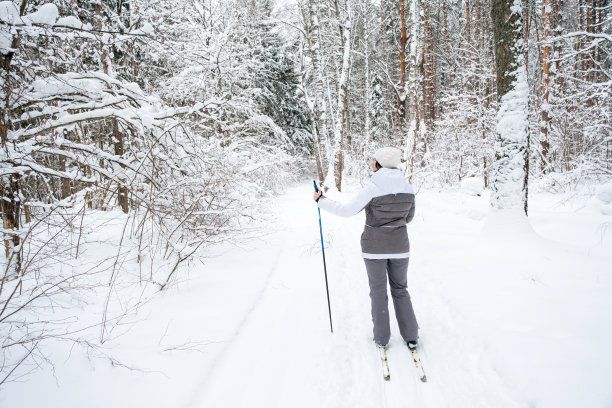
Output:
[
  {"left": 490, "top": 0, "right": 530, "bottom": 214},
  {"left": 0, "top": 0, "right": 311, "bottom": 384}
]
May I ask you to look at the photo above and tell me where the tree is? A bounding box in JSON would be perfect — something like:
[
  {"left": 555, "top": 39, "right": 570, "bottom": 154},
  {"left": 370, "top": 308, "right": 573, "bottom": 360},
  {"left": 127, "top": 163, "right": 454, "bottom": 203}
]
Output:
[
  {"left": 251, "top": 6, "right": 311, "bottom": 154},
  {"left": 490, "top": 0, "right": 530, "bottom": 214},
  {"left": 539, "top": 0, "right": 553, "bottom": 172}
]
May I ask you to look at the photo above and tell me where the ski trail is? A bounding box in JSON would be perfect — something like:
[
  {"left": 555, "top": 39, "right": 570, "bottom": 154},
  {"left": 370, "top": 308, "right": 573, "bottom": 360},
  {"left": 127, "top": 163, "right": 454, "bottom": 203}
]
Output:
[
  {"left": 186, "top": 184, "right": 332, "bottom": 408},
  {"left": 185, "top": 182, "right": 524, "bottom": 407},
  {"left": 181, "top": 244, "right": 284, "bottom": 408}
]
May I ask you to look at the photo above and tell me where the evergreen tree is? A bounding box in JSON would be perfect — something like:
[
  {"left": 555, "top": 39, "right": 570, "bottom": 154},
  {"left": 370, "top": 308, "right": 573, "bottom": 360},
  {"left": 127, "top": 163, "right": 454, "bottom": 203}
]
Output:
[{"left": 253, "top": 20, "right": 311, "bottom": 153}]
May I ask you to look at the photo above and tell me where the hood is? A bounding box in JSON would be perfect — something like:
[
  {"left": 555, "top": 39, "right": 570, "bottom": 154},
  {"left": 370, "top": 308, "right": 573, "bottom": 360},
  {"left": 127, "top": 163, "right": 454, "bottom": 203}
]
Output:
[{"left": 370, "top": 168, "right": 413, "bottom": 195}]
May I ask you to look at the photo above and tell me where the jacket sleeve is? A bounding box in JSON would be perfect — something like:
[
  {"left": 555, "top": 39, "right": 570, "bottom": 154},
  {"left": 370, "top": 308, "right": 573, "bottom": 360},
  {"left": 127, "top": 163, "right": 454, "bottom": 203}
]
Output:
[{"left": 317, "top": 183, "right": 376, "bottom": 217}]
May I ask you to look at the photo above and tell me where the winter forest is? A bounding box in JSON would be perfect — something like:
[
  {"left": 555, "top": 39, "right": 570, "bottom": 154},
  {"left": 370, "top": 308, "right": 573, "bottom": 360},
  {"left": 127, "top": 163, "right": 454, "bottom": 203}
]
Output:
[{"left": 1, "top": 0, "right": 612, "bottom": 406}]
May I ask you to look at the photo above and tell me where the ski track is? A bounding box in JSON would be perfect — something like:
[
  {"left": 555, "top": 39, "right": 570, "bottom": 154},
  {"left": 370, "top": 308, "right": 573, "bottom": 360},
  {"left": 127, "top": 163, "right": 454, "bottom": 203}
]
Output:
[
  {"left": 182, "top": 245, "right": 284, "bottom": 408},
  {"left": 186, "top": 183, "right": 523, "bottom": 408}
]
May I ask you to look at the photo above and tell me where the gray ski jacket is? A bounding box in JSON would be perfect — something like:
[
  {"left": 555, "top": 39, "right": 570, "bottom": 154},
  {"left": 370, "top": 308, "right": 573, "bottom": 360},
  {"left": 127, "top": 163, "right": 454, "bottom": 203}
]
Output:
[{"left": 318, "top": 168, "right": 415, "bottom": 259}]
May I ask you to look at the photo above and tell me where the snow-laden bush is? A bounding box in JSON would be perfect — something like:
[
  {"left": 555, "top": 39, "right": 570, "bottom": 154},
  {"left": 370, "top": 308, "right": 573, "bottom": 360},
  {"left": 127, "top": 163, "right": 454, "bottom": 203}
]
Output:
[
  {"left": 595, "top": 184, "right": 612, "bottom": 205},
  {"left": 0, "top": 0, "right": 307, "bottom": 386}
]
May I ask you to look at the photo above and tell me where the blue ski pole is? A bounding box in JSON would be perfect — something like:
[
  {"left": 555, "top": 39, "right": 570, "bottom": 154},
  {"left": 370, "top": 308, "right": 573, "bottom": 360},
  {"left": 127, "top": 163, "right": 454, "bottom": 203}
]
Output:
[{"left": 314, "top": 181, "right": 333, "bottom": 333}]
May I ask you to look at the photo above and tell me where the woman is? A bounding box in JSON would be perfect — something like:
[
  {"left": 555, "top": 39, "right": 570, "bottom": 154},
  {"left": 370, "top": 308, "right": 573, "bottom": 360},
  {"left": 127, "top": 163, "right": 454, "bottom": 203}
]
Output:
[{"left": 313, "top": 147, "right": 419, "bottom": 350}]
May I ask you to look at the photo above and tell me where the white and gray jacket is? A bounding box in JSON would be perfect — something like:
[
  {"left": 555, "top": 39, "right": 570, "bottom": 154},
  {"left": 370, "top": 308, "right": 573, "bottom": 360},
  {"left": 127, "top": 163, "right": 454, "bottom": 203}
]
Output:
[{"left": 318, "top": 168, "right": 415, "bottom": 259}]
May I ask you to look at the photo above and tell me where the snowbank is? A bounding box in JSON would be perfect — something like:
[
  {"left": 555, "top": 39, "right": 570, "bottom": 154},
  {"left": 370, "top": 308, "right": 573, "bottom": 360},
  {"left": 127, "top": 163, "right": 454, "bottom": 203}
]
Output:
[
  {"left": 460, "top": 177, "right": 484, "bottom": 196},
  {"left": 596, "top": 183, "right": 612, "bottom": 204}
]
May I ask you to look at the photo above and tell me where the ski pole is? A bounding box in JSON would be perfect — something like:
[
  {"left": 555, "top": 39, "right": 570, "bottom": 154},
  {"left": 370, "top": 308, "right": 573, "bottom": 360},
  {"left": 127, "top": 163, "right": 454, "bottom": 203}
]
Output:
[{"left": 314, "top": 180, "right": 333, "bottom": 334}]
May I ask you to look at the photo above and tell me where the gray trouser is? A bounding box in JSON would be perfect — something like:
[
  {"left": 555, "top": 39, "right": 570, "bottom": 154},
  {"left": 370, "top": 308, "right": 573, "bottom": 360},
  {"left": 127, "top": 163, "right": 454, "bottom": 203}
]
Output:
[{"left": 364, "top": 258, "right": 418, "bottom": 345}]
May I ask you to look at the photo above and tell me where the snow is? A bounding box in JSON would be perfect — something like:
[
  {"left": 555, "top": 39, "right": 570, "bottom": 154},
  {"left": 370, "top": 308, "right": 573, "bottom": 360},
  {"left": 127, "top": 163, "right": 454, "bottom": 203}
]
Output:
[
  {"left": 0, "top": 30, "right": 12, "bottom": 53},
  {"left": 460, "top": 177, "right": 484, "bottom": 196},
  {"left": 56, "top": 16, "right": 83, "bottom": 29},
  {"left": 0, "top": 2, "right": 20, "bottom": 51},
  {"left": 491, "top": 55, "right": 529, "bottom": 211},
  {"left": 496, "top": 64, "right": 529, "bottom": 144},
  {"left": 595, "top": 183, "right": 612, "bottom": 204},
  {"left": 0, "top": 2, "right": 20, "bottom": 24},
  {"left": 24, "top": 3, "right": 59, "bottom": 26},
  {"left": 1, "top": 181, "right": 611, "bottom": 407},
  {"left": 139, "top": 22, "right": 155, "bottom": 35}
]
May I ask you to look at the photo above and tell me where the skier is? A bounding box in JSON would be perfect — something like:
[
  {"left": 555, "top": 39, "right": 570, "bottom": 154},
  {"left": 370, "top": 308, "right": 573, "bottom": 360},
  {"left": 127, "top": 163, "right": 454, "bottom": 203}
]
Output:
[{"left": 313, "top": 147, "right": 419, "bottom": 350}]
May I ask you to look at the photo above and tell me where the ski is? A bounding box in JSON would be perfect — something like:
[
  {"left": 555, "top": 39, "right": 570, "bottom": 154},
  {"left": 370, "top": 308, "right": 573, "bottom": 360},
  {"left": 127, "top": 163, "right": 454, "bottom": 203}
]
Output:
[
  {"left": 377, "top": 345, "right": 391, "bottom": 381},
  {"left": 409, "top": 346, "right": 427, "bottom": 382}
]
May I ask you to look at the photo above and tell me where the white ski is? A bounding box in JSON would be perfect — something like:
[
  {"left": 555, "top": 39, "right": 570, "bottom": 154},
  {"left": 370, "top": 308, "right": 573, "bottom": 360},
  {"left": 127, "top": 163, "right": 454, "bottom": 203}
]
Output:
[
  {"left": 409, "top": 346, "right": 427, "bottom": 382},
  {"left": 377, "top": 345, "right": 391, "bottom": 381}
]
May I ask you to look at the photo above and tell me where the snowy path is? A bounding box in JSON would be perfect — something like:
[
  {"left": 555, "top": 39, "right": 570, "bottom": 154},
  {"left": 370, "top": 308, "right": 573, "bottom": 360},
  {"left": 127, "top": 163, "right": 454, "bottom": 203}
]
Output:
[
  {"left": 3, "top": 182, "right": 611, "bottom": 408},
  {"left": 185, "top": 183, "right": 523, "bottom": 408}
]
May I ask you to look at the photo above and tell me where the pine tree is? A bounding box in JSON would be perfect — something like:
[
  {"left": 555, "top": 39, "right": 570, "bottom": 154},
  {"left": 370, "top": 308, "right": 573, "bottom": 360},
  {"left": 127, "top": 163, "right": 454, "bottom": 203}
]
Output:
[{"left": 252, "top": 18, "right": 311, "bottom": 153}]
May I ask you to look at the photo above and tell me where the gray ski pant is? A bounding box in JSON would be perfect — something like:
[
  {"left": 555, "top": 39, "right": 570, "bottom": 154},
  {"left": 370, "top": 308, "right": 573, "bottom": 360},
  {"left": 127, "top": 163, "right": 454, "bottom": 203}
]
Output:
[{"left": 364, "top": 258, "right": 418, "bottom": 346}]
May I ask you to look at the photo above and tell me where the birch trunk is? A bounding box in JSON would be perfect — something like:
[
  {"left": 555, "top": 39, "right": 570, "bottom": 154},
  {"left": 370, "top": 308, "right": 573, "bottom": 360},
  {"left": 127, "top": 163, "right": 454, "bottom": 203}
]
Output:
[
  {"left": 310, "top": 0, "right": 331, "bottom": 181},
  {"left": 364, "top": 12, "right": 372, "bottom": 145},
  {"left": 299, "top": 1, "right": 325, "bottom": 183},
  {"left": 324, "top": 0, "right": 351, "bottom": 191},
  {"left": 398, "top": 0, "right": 408, "bottom": 122},
  {"left": 465, "top": 0, "right": 472, "bottom": 64},
  {"left": 405, "top": 0, "right": 421, "bottom": 177}
]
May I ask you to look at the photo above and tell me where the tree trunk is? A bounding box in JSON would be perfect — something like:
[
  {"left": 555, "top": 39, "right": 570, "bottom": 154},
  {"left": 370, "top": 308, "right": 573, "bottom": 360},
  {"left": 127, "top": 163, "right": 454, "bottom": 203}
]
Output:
[
  {"left": 423, "top": 2, "right": 435, "bottom": 126},
  {"left": 465, "top": 0, "right": 471, "bottom": 64},
  {"left": 398, "top": 0, "right": 408, "bottom": 123},
  {"left": 0, "top": 1, "right": 28, "bottom": 273},
  {"left": 552, "top": 0, "right": 563, "bottom": 88},
  {"left": 379, "top": 0, "right": 390, "bottom": 109},
  {"left": 540, "top": 0, "right": 552, "bottom": 173},
  {"left": 585, "top": 0, "right": 594, "bottom": 82},
  {"left": 1, "top": 103, "right": 22, "bottom": 271},
  {"left": 97, "top": 1, "right": 128, "bottom": 213},
  {"left": 324, "top": 0, "right": 351, "bottom": 192},
  {"left": 309, "top": 0, "right": 330, "bottom": 182},
  {"left": 579, "top": 0, "right": 585, "bottom": 75},
  {"left": 59, "top": 153, "right": 71, "bottom": 199},
  {"left": 475, "top": 0, "right": 482, "bottom": 52},
  {"left": 443, "top": 0, "right": 452, "bottom": 85},
  {"left": 595, "top": 0, "right": 602, "bottom": 80},
  {"left": 299, "top": 2, "right": 325, "bottom": 184},
  {"left": 113, "top": 119, "right": 129, "bottom": 213},
  {"left": 490, "top": 0, "right": 530, "bottom": 214},
  {"left": 405, "top": 0, "right": 420, "bottom": 177},
  {"left": 364, "top": 13, "right": 372, "bottom": 146}
]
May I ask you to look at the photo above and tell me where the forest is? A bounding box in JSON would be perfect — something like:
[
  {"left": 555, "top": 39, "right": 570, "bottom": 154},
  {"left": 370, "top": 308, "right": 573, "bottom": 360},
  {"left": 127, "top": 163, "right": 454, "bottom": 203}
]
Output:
[{"left": 0, "top": 0, "right": 610, "bottom": 391}]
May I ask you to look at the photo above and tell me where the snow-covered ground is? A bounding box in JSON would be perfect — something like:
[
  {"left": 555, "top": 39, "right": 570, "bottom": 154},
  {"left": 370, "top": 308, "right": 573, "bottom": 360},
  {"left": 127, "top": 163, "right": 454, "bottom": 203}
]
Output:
[{"left": 2, "top": 181, "right": 612, "bottom": 408}]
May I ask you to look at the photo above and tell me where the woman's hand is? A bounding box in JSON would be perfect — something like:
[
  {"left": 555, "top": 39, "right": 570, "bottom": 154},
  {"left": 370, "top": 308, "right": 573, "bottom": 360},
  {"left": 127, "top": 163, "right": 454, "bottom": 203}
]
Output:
[{"left": 313, "top": 190, "right": 323, "bottom": 201}]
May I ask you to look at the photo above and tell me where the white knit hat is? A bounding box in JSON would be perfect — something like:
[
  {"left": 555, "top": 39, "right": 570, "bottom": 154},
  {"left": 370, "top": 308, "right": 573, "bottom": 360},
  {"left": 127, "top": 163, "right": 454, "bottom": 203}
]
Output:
[{"left": 374, "top": 147, "right": 402, "bottom": 168}]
